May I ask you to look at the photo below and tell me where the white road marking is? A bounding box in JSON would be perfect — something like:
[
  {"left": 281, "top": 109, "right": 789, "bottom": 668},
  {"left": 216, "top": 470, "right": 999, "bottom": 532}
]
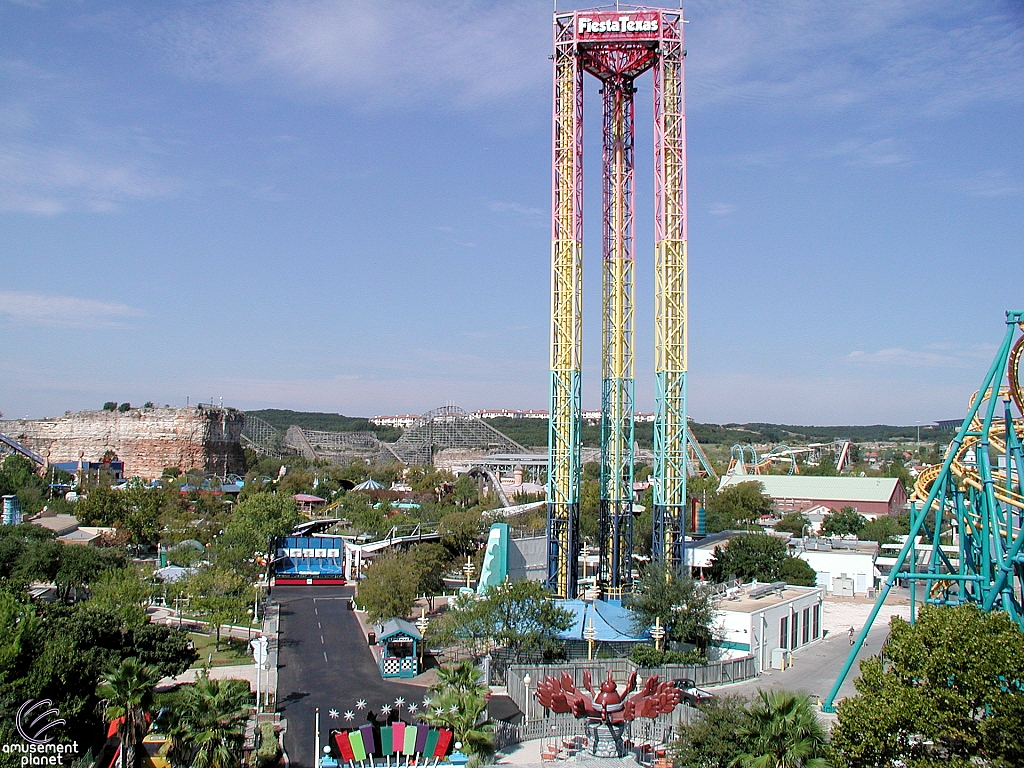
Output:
[
  {"left": 324, "top": 651, "right": 329, "bottom": 662},
  {"left": 321, "top": 635, "right": 325, "bottom": 644}
]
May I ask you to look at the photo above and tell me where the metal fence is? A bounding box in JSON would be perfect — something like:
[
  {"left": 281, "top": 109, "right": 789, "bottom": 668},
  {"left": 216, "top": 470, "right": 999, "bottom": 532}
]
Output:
[{"left": 490, "top": 711, "right": 686, "bottom": 754}]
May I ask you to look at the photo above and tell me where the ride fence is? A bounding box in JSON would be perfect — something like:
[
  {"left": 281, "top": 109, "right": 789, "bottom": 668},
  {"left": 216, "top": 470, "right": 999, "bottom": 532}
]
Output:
[
  {"left": 504, "top": 655, "right": 756, "bottom": 727},
  {"left": 490, "top": 711, "right": 684, "bottom": 754}
]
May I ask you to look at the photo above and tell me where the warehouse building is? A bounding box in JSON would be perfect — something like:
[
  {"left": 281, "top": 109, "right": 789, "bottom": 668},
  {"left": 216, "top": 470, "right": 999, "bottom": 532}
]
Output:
[{"left": 718, "top": 474, "right": 908, "bottom": 518}]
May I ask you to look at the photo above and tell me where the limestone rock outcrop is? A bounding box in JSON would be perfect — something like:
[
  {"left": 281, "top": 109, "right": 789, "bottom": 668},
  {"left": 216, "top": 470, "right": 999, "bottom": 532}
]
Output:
[{"left": 0, "top": 407, "right": 245, "bottom": 479}]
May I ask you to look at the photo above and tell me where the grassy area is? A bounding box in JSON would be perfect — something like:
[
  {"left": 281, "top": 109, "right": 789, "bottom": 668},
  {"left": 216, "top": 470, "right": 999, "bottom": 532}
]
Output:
[{"left": 188, "top": 632, "right": 253, "bottom": 668}]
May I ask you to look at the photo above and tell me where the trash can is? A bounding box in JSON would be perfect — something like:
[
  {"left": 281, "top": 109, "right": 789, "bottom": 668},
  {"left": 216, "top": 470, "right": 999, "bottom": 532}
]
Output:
[
  {"left": 347, "top": 599, "right": 354, "bottom": 611},
  {"left": 367, "top": 632, "right": 376, "bottom": 645}
]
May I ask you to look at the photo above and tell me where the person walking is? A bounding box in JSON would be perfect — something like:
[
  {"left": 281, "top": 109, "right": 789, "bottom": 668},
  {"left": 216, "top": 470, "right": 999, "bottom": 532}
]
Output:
[{"left": 848, "top": 626, "right": 855, "bottom": 646}]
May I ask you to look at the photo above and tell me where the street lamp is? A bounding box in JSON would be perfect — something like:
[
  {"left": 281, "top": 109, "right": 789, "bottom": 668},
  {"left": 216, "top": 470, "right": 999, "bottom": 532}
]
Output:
[
  {"left": 523, "top": 674, "right": 532, "bottom": 721},
  {"left": 415, "top": 608, "right": 429, "bottom": 672},
  {"left": 584, "top": 618, "right": 596, "bottom": 660},
  {"left": 651, "top": 616, "right": 665, "bottom": 652},
  {"left": 463, "top": 557, "right": 476, "bottom": 590}
]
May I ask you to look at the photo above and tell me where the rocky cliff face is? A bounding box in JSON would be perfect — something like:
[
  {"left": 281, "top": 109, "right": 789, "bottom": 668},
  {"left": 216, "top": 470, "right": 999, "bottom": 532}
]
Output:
[{"left": 0, "top": 407, "right": 246, "bottom": 479}]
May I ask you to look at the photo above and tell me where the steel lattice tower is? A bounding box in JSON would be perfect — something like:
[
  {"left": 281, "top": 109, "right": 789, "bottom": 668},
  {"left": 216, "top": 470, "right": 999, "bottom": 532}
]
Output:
[{"left": 547, "top": 7, "right": 687, "bottom": 598}]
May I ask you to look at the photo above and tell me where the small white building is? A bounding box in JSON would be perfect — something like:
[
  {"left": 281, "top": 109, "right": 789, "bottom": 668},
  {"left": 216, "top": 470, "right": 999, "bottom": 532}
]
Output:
[
  {"left": 712, "top": 581, "right": 825, "bottom": 673},
  {"left": 792, "top": 538, "right": 880, "bottom": 597}
]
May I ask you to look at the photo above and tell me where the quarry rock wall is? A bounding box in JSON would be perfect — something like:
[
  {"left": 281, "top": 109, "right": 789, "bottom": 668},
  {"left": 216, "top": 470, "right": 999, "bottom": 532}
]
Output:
[{"left": 0, "top": 407, "right": 246, "bottom": 479}]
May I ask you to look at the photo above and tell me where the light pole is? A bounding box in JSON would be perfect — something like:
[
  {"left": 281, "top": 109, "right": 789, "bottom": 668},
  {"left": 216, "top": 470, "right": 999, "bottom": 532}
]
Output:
[
  {"left": 651, "top": 616, "right": 665, "bottom": 652},
  {"left": 584, "top": 618, "right": 596, "bottom": 660},
  {"left": 463, "top": 557, "right": 476, "bottom": 590},
  {"left": 523, "top": 674, "right": 532, "bottom": 722},
  {"left": 415, "top": 608, "right": 429, "bottom": 672}
]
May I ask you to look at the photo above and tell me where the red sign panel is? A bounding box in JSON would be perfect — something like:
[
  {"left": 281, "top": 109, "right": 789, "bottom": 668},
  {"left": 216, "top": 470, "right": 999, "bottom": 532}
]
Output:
[{"left": 575, "top": 10, "right": 663, "bottom": 42}]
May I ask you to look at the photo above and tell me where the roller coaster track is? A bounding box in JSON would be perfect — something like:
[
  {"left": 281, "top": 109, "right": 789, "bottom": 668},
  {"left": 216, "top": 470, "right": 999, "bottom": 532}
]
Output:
[
  {"left": 0, "top": 431, "right": 45, "bottom": 466},
  {"left": 825, "top": 311, "right": 1024, "bottom": 712}
]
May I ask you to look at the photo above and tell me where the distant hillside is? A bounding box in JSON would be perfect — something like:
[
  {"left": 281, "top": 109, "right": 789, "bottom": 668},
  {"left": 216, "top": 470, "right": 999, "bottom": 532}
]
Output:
[
  {"left": 724, "top": 422, "right": 956, "bottom": 444},
  {"left": 244, "top": 408, "right": 956, "bottom": 450},
  {"left": 246, "top": 409, "right": 401, "bottom": 442}
]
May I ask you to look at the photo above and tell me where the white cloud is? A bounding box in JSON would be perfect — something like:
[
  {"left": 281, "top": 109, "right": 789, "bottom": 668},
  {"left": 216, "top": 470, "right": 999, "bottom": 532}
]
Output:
[
  {"left": 489, "top": 200, "right": 543, "bottom": 217},
  {"left": 0, "top": 291, "right": 145, "bottom": 328},
  {"left": 154, "top": 0, "right": 550, "bottom": 113},
  {"left": 825, "top": 137, "right": 913, "bottom": 168},
  {"left": 956, "top": 169, "right": 1023, "bottom": 198},
  {"left": 686, "top": 0, "right": 1024, "bottom": 117},
  {"left": 0, "top": 142, "right": 176, "bottom": 215},
  {"left": 845, "top": 342, "right": 998, "bottom": 369},
  {"left": 709, "top": 202, "right": 736, "bottom": 216}
]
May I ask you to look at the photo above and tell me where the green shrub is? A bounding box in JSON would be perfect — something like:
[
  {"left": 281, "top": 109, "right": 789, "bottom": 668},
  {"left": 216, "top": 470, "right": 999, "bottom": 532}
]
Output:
[
  {"left": 629, "top": 644, "right": 706, "bottom": 667},
  {"left": 256, "top": 723, "right": 280, "bottom": 768}
]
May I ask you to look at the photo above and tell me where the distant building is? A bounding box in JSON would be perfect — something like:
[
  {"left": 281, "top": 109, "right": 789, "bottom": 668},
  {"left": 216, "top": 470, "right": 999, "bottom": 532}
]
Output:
[
  {"left": 719, "top": 474, "right": 908, "bottom": 518},
  {"left": 28, "top": 511, "right": 80, "bottom": 537},
  {"left": 370, "top": 414, "right": 420, "bottom": 428}
]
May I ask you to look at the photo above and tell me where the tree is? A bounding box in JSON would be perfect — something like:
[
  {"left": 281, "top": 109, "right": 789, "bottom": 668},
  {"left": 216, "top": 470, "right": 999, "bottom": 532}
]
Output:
[
  {"left": 408, "top": 543, "right": 450, "bottom": 608},
  {"left": 118, "top": 402, "right": 132, "bottom": 413},
  {"left": 186, "top": 567, "right": 251, "bottom": 649},
  {"left": 432, "top": 580, "right": 572, "bottom": 663},
  {"left": 420, "top": 661, "right": 493, "bottom": 757},
  {"left": 96, "top": 658, "right": 161, "bottom": 768},
  {"left": 181, "top": 675, "right": 249, "bottom": 768},
  {"left": 158, "top": 673, "right": 249, "bottom": 768},
  {"left": 860, "top": 514, "right": 908, "bottom": 544},
  {"left": 706, "top": 482, "right": 773, "bottom": 533},
  {"left": 884, "top": 460, "right": 913, "bottom": 495},
  {"left": 89, "top": 567, "right": 157, "bottom": 629},
  {"left": 431, "top": 659, "right": 484, "bottom": 695},
  {"left": 213, "top": 492, "right": 299, "bottom": 578},
  {"left": 357, "top": 550, "right": 418, "bottom": 623},
  {"left": 438, "top": 509, "right": 484, "bottom": 558},
  {"left": 829, "top": 604, "right": 1024, "bottom": 768},
  {"left": 775, "top": 512, "right": 811, "bottom": 536},
  {"left": 483, "top": 580, "right": 574, "bottom": 663},
  {"left": 103, "top": 402, "right": 118, "bottom": 411},
  {"left": 129, "top": 623, "right": 198, "bottom": 678},
  {"left": 733, "top": 689, "right": 829, "bottom": 768},
  {"left": 672, "top": 695, "right": 751, "bottom": 768},
  {"left": 820, "top": 507, "right": 865, "bottom": 537},
  {"left": 709, "top": 534, "right": 788, "bottom": 584},
  {"left": 626, "top": 561, "right": 715, "bottom": 649},
  {"left": 779, "top": 557, "right": 818, "bottom": 587},
  {"left": 453, "top": 475, "right": 478, "bottom": 507}
]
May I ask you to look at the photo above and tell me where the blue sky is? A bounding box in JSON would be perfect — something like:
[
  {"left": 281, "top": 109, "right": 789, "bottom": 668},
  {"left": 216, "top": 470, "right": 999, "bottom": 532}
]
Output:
[{"left": 1, "top": 0, "right": 1022, "bottom": 425}]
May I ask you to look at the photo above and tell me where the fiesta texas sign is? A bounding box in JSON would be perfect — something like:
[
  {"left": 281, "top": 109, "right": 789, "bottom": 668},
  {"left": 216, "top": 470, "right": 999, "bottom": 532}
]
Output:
[{"left": 575, "top": 11, "right": 664, "bottom": 39}]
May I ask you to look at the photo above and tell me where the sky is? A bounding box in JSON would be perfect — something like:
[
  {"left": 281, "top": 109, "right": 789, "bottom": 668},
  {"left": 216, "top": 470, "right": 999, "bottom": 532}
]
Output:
[{"left": 1, "top": 0, "right": 1022, "bottom": 425}]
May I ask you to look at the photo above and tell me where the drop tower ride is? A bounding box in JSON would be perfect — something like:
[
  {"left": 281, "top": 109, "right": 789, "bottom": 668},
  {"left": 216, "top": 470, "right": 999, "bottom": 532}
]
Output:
[{"left": 547, "top": 7, "right": 688, "bottom": 599}]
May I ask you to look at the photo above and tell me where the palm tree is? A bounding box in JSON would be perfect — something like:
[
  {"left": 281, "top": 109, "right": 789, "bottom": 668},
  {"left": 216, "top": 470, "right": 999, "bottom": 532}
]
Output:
[
  {"left": 96, "top": 658, "right": 162, "bottom": 768},
  {"left": 183, "top": 674, "right": 250, "bottom": 768},
  {"left": 431, "top": 660, "right": 485, "bottom": 695},
  {"left": 156, "top": 673, "right": 250, "bottom": 768},
  {"left": 419, "top": 689, "right": 493, "bottom": 757},
  {"left": 730, "top": 689, "right": 830, "bottom": 768},
  {"left": 421, "top": 661, "right": 493, "bottom": 757}
]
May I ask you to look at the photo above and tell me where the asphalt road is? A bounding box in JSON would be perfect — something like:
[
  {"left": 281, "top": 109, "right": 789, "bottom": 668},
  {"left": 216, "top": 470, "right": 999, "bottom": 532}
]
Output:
[
  {"left": 712, "top": 621, "right": 893, "bottom": 722},
  {"left": 274, "top": 586, "right": 427, "bottom": 768}
]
